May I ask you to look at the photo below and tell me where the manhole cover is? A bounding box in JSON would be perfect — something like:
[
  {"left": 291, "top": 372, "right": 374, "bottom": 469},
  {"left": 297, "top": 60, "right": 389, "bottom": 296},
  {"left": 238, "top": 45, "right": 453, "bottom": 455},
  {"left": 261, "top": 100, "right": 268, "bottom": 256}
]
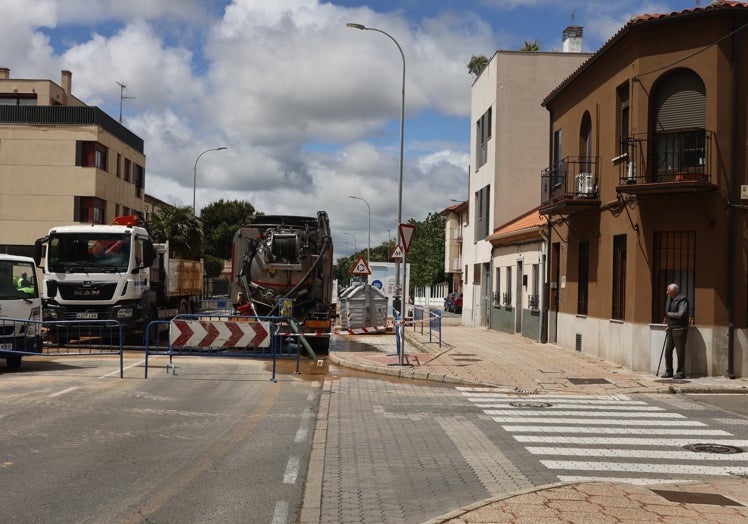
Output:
[
  {"left": 684, "top": 443, "right": 745, "bottom": 454},
  {"left": 652, "top": 490, "right": 744, "bottom": 506},
  {"left": 567, "top": 377, "right": 611, "bottom": 385},
  {"left": 509, "top": 401, "right": 553, "bottom": 408}
]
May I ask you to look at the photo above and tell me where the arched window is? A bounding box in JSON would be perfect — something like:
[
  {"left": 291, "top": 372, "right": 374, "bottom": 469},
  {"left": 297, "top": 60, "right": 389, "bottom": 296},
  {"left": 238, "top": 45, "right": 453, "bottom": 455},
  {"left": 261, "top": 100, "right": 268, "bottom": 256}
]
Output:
[{"left": 651, "top": 69, "right": 706, "bottom": 180}]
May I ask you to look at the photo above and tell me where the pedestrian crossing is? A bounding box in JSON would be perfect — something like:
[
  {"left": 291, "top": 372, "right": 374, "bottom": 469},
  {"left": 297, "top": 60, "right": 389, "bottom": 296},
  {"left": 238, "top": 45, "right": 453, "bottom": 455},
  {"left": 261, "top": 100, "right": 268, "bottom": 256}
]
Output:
[{"left": 458, "top": 387, "right": 748, "bottom": 485}]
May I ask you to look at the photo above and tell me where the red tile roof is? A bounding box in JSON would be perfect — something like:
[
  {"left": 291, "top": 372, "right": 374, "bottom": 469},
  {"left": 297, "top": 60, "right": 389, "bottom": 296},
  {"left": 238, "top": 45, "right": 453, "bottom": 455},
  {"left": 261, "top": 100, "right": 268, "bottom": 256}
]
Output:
[
  {"left": 543, "top": 1, "right": 748, "bottom": 106},
  {"left": 487, "top": 208, "right": 546, "bottom": 245}
]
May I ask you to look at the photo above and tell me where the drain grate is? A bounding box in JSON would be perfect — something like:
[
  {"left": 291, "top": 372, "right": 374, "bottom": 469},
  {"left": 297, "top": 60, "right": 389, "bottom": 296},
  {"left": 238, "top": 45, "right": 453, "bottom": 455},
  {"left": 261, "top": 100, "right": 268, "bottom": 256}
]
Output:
[
  {"left": 652, "top": 490, "right": 744, "bottom": 506},
  {"left": 509, "top": 401, "right": 553, "bottom": 408},
  {"left": 567, "top": 377, "right": 611, "bottom": 385},
  {"left": 684, "top": 443, "right": 745, "bottom": 454}
]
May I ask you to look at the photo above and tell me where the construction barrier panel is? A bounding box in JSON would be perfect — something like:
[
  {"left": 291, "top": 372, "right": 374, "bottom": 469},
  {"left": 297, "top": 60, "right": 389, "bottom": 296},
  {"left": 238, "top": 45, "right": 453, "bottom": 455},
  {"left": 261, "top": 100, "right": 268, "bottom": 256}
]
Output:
[{"left": 143, "top": 314, "right": 304, "bottom": 381}]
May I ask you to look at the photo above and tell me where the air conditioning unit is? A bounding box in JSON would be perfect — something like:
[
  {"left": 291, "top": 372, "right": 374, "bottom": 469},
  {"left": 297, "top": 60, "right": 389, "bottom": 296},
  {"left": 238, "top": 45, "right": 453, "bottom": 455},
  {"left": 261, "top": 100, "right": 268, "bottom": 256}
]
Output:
[
  {"left": 575, "top": 173, "right": 596, "bottom": 196},
  {"left": 625, "top": 162, "right": 636, "bottom": 184}
]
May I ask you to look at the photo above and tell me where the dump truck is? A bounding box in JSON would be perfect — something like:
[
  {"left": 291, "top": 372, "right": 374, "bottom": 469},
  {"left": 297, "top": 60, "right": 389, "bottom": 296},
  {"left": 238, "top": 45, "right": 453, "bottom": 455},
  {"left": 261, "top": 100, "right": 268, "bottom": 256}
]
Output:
[
  {"left": 34, "top": 215, "right": 203, "bottom": 344},
  {"left": 0, "top": 254, "right": 43, "bottom": 367},
  {"left": 230, "top": 211, "right": 334, "bottom": 354}
]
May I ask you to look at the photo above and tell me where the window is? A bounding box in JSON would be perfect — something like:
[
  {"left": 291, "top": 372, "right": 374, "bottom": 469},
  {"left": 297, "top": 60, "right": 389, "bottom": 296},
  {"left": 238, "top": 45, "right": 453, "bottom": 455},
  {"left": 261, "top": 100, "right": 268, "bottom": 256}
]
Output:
[
  {"left": 474, "top": 185, "right": 490, "bottom": 241},
  {"left": 652, "top": 231, "right": 695, "bottom": 324},
  {"left": 74, "top": 196, "right": 106, "bottom": 224},
  {"left": 504, "top": 266, "right": 512, "bottom": 307},
  {"left": 475, "top": 107, "right": 492, "bottom": 169},
  {"left": 612, "top": 234, "right": 627, "bottom": 320},
  {"left": 77, "top": 141, "right": 108, "bottom": 170},
  {"left": 577, "top": 241, "right": 589, "bottom": 315},
  {"left": 124, "top": 158, "right": 131, "bottom": 182},
  {"left": 0, "top": 93, "right": 37, "bottom": 105},
  {"left": 116, "top": 153, "right": 122, "bottom": 178},
  {"left": 133, "top": 163, "right": 144, "bottom": 197},
  {"left": 617, "top": 83, "right": 630, "bottom": 156},
  {"left": 494, "top": 267, "right": 501, "bottom": 305},
  {"left": 529, "top": 263, "right": 539, "bottom": 310}
]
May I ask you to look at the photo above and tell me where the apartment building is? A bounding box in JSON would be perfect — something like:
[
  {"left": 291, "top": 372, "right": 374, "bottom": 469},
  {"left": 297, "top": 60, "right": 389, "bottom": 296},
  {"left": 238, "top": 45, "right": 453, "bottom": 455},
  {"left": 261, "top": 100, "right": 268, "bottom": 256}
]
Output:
[
  {"left": 439, "top": 200, "right": 468, "bottom": 294},
  {"left": 463, "top": 32, "right": 591, "bottom": 328},
  {"left": 540, "top": 1, "right": 748, "bottom": 377},
  {"left": 0, "top": 68, "right": 146, "bottom": 257}
]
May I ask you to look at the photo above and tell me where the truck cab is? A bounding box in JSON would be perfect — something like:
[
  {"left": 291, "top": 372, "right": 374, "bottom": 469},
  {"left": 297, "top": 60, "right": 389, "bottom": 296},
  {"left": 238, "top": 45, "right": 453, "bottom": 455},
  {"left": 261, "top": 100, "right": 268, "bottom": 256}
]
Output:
[{"left": 0, "top": 254, "right": 43, "bottom": 368}]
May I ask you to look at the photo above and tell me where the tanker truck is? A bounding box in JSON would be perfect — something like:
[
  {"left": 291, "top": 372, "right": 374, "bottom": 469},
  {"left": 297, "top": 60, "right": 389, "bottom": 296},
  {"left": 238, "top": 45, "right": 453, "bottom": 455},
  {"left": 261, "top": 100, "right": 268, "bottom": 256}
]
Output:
[
  {"left": 34, "top": 215, "right": 203, "bottom": 345},
  {"left": 230, "top": 211, "right": 334, "bottom": 354}
]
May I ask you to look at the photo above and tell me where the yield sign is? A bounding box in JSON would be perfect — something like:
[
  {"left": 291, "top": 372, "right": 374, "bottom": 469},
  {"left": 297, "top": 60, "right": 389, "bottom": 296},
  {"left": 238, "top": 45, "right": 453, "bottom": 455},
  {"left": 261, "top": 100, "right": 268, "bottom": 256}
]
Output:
[
  {"left": 350, "top": 255, "right": 371, "bottom": 276},
  {"left": 399, "top": 223, "right": 416, "bottom": 252},
  {"left": 390, "top": 244, "right": 404, "bottom": 259}
]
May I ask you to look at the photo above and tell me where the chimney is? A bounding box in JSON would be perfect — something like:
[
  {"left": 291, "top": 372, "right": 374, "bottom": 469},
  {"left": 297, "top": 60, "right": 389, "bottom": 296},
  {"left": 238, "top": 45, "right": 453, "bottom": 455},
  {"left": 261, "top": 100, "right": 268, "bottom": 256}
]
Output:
[
  {"left": 0, "top": 67, "right": 9, "bottom": 80},
  {"left": 562, "top": 26, "right": 583, "bottom": 53},
  {"left": 61, "top": 70, "right": 72, "bottom": 95}
]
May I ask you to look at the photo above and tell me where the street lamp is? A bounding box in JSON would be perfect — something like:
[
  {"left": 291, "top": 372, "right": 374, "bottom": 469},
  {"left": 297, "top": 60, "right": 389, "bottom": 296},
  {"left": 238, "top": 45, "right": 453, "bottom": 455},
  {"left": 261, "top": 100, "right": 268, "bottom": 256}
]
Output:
[
  {"left": 349, "top": 195, "right": 370, "bottom": 264},
  {"left": 192, "top": 147, "right": 227, "bottom": 216},
  {"left": 346, "top": 22, "right": 405, "bottom": 311}
]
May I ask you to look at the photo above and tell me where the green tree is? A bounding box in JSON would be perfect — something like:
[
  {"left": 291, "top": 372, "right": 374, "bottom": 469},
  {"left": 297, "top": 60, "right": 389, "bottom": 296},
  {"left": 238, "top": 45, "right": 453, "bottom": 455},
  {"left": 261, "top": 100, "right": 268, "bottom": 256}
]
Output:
[
  {"left": 520, "top": 40, "right": 541, "bottom": 52},
  {"left": 148, "top": 205, "right": 202, "bottom": 259},
  {"left": 467, "top": 55, "right": 489, "bottom": 78},
  {"left": 201, "top": 199, "right": 258, "bottom": 260},
  {"left": 203, "top": 254, "right": 224, "bottom": 278},
  {"left": 406, "top": 213, "right": 446, "bottom": 288}
]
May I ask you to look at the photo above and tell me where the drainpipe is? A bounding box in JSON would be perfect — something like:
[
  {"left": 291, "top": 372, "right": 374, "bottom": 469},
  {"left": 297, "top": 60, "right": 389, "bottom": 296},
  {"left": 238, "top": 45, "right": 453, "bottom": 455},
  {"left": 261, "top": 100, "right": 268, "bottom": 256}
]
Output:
[{"left": 726, "top": 17, "right": 741, "bottom": 379}]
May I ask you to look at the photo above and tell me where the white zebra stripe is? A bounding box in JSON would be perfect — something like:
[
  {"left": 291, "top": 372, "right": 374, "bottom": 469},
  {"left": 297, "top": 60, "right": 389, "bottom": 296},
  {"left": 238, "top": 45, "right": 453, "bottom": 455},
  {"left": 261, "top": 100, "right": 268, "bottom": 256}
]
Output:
[
  {"left": 556, "top": 476, "right": 690, "bottom": 485},
  {"left": 501, "top": 426, "right": 731, "bottom": 435},
  {"left": 540, "top": 460, "right": 748, "bottom": 476},
  {"left": 484, "top": 409, "right": 680, "bottom": 418},
  {"left": 475, "top": 402, "right": 660, "bottom": 410},
  {"left": 526, "top": 447, "right": 748, "bottom": 461},
  {"left": 492, "top": 417, "right": 704, "bottom": 426},
  {"left": 514, "top": 436, "right": 748, "bottom": 446}
]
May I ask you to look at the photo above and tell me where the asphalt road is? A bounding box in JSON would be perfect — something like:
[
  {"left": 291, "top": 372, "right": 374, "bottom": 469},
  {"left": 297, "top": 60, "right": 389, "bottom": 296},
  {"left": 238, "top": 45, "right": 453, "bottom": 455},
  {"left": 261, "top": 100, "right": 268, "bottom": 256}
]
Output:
[{"left": 0, "top": 353, "right": 320, "bottom": 524}]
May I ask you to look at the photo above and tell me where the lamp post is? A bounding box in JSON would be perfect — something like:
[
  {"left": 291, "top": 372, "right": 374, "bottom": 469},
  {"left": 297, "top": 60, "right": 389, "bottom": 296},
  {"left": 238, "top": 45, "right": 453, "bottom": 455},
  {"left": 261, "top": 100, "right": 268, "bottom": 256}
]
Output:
[
  {"left": 349, "top": 195, "right": 371, "bottom": 264},
  {"left": 192, "top": 147, "right": 227, "bottom": 216},
  {"left": 346, "top": 22, "right": 405, "bottom": 312}
]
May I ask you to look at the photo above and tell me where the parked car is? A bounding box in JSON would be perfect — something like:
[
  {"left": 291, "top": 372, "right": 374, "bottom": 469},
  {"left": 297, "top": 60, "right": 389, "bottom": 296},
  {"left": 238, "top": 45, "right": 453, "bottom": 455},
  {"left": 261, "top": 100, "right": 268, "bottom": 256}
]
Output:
[
  {"left": 444, "top": 292, "right": 458, "bottom": 312},
  {"left": 453, "top": 293, "right": 463, "bottom": 313}
]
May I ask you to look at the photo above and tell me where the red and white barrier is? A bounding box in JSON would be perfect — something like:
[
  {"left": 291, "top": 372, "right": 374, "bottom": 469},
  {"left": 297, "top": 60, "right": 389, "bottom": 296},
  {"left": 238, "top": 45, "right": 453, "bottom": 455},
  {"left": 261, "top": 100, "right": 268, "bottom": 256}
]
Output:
[{"left": 170, "top": 318, "right": 270, "bottom": 348}]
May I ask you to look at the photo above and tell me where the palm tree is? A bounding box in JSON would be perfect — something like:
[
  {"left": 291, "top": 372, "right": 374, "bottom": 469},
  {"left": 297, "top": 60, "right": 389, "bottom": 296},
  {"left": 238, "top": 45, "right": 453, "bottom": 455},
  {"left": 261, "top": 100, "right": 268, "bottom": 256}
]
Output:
[
  {"left": 148, "top": 205, "right": 203, "bottom": 259},
  {"left": 520, "top": 40, "right": 541, "bottom": 52}
]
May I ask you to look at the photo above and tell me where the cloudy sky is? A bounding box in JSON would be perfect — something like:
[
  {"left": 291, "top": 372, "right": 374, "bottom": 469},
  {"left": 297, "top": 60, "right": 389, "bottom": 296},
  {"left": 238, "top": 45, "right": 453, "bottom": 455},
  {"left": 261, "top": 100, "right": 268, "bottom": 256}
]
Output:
[{"left": 1, "top": 0, "right": 699, "bottom": 259}]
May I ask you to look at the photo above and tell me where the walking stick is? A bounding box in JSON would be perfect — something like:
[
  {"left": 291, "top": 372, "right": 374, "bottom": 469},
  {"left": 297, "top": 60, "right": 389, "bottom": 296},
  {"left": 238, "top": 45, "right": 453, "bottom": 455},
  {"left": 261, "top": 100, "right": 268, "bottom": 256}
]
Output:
[{"left": 655, "top": 333, "right": 667, "bottom": 376}]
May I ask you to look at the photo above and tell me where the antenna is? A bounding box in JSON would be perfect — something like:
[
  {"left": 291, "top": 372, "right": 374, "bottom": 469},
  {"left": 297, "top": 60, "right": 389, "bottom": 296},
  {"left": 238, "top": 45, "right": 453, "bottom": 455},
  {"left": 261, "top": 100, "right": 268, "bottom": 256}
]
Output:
[
  {"left": 116, "top": 82, "right": 135, "bottom": 123},
  {"left": 571, "top": 10, "right": 575, "bottom": 24}
]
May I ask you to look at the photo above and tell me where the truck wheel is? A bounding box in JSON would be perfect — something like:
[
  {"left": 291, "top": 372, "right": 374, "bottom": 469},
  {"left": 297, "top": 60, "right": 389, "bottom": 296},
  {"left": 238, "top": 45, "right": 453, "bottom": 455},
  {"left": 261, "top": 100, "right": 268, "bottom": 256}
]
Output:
[{"left": 6, "top": 355, "right": 22, "bottom": 369}]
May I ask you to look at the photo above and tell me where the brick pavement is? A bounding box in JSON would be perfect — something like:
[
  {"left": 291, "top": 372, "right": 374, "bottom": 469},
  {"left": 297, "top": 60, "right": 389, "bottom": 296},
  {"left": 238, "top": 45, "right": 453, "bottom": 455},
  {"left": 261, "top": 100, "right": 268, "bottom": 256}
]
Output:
[{"left": 327, "top": 320, "right": 748, "bottom": 524}]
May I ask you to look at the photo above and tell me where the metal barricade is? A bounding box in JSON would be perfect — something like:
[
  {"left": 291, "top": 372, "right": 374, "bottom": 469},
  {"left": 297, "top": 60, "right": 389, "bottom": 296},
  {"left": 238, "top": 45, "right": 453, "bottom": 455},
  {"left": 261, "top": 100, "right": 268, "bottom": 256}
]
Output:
[
  {"left": 143, "top": 313, "right": 304, "bottom": 382},
  {"left": 195, "top": 297, "right": 233, "bottom": 315},
  {"left": 0, "top": 317, "right": 124, "bottom": 376}
]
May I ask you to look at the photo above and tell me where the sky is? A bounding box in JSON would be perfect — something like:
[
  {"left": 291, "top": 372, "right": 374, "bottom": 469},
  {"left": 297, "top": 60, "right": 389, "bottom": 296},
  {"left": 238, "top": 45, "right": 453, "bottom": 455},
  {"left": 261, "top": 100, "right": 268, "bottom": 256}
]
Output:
[{"left": 1, "top": 0, "right": 703, "bottom": 260}]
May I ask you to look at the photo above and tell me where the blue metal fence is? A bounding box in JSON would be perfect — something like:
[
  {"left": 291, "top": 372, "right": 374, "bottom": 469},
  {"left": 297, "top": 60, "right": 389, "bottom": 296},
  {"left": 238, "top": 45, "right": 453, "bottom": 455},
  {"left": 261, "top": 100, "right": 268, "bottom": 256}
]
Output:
[
  {"left": 143, "top": 313, "right": 306, "bottom": 381},
  {"left": 0, "top": 317, "right": 124, "bottom": 376}
]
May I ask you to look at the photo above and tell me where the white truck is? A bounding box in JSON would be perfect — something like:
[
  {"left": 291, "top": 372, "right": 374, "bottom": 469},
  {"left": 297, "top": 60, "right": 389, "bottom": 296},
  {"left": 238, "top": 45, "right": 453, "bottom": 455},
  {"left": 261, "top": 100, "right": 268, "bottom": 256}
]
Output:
[
  {"left": 0, "top": 254, "right": 43, "bottom": 368},
  {"left": 34, "top": 216, "right": 203, "bottom": 344}
]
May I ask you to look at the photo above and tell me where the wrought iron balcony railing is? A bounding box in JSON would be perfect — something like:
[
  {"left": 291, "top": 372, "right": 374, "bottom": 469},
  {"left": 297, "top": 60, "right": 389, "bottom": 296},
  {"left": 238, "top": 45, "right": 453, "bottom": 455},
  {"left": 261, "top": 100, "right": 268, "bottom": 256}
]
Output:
[{"left": 540, "top": 156, "right": 600, "bottom": 212}]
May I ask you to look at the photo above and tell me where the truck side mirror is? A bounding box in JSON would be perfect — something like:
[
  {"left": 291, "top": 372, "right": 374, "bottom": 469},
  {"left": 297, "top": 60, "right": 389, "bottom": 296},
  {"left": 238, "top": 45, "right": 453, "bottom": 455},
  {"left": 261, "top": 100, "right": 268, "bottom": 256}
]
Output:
[
  {"left": 34, "top": 238, "right": 46, "bottom": 267},
  {"left": 143, "top": 242, "right": 154, "bottom": 267}
]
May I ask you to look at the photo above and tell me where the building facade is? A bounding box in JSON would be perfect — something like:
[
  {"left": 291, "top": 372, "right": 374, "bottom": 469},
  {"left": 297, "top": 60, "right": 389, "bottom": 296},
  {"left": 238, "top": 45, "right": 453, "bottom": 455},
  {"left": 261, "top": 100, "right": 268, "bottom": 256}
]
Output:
[
  {"left": 0, "top": 68, "right": 145, "bottom": 257},
  {"left": 540, "top": 2, "right": 748, "bottom": 377},
  {"left": 440, "top": 200, "right": 468, "bottom": 294},
  {"left": 463, "top": 38, "right": 591, "bottom": 328}
]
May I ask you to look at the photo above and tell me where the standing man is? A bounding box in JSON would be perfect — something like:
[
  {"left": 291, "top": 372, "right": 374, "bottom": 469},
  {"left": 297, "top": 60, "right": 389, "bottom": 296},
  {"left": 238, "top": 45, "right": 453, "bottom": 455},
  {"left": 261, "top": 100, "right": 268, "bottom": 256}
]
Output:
[{"left": 663, "top": 283, "right": 689, "bottom": 379}]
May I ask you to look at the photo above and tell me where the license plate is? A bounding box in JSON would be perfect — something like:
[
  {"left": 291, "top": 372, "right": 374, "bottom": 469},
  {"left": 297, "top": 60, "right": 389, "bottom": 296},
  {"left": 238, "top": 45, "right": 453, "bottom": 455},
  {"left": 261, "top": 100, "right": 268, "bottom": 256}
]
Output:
[
  {"left": 0, "top": 342, "right": 13, "bottom": 350},
  {"left": 75, "top": 312, "right": 98, "bottom": 320}
]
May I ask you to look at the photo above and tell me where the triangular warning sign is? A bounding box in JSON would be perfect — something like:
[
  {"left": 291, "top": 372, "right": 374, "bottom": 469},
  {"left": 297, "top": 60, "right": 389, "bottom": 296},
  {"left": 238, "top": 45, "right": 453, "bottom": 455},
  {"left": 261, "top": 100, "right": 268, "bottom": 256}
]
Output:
[
  {"left": 350, "top": 255, "right": 371, "bottom": 275},
  {"left": 390, "top": 244, "right": 404, "bottom": 259},
  {"left": 399, "top": 224, "right": 416, "bottom": 252}
]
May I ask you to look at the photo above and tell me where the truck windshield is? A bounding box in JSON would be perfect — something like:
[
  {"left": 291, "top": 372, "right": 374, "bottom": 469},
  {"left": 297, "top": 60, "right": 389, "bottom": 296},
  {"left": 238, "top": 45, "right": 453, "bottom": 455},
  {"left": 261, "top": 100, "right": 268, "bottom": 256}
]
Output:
[
  {"left": 48, "top": 233, "right": 131, "bottom": 273},
  {"left": 0, "top": 260, "right": 39, "bottom": 299}
]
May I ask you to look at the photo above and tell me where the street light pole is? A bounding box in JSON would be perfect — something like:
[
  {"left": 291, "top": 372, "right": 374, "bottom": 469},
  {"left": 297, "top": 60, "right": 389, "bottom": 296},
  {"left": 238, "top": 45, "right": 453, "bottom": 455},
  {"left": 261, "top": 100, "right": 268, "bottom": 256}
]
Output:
[
  {"left": 349, "top": 195, "right": 371, "bottom": 264},
  {"left": 192, "top": 147, "right": 227, "bottom": 216},
  {"left": 346, "top": 22, "right": 405, "bottom": 312}
]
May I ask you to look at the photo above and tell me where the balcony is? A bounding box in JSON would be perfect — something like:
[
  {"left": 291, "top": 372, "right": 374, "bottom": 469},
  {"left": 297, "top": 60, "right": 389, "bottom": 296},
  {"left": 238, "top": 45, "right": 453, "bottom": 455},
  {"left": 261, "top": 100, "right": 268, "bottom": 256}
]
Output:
[
  {"left": 540, "top": 156, "right": 601, "bottom": 216},
  {"left": 616, "top": 128, "right": 718, "bottom": 195}
]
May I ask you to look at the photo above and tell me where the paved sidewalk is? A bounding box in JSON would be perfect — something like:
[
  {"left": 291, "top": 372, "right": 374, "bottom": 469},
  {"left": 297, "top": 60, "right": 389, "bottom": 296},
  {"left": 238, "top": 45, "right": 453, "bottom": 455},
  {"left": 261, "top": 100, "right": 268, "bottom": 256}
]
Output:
[{"left": 328, "top": 321, "right": 748, "bottom": 524}]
